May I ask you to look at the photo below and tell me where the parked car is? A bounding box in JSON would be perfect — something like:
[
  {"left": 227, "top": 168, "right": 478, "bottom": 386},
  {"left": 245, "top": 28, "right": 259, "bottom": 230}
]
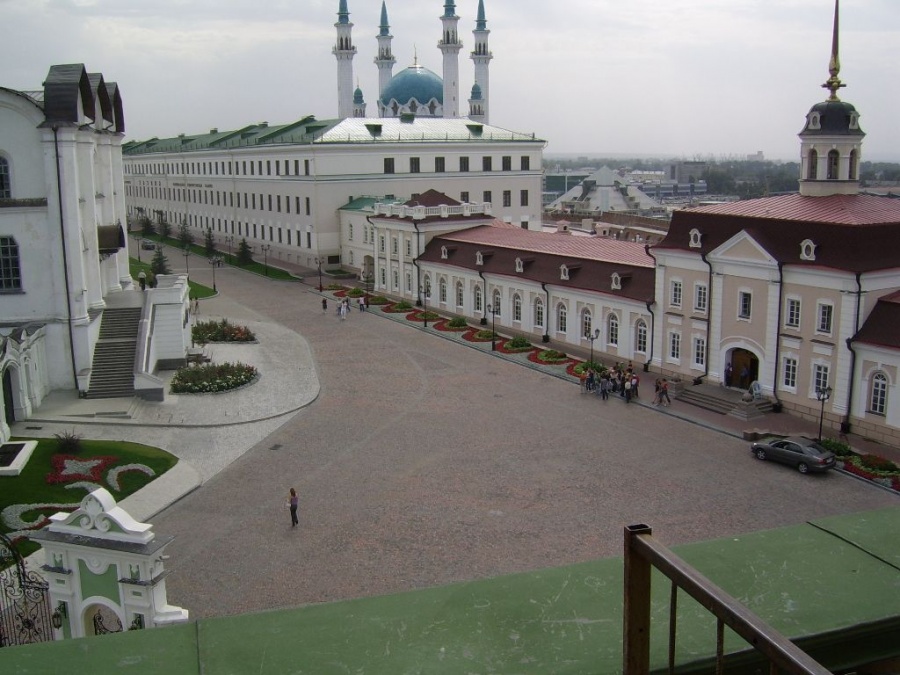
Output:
[
  {"left": 750, "top": 436, "right": 836, "bottom": 474},
  {"left": 141, "top": 239, "right": 157, "bottom": 250}
]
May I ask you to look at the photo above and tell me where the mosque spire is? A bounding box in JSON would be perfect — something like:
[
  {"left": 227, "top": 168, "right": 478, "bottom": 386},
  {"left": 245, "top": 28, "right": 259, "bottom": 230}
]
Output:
[
  {"left": 338, "top": 0, "right": 350, "bottom": 25},
  {"left": 379, "top": 0, "right": 390, "bottom": 36},
  {"left": 375, "top": 0, "right": 396, "bottom": 108},
  {"left": 822, "top": 0, "right": 845, "bottom": 101},
  {"left": 333, "top": 0, "right": 357, "bottom": 119},
  {"left": 439, "top": 0, "right": 462, "bottom": 117},
  {"left": 470, "top": 0, "right": 492, "bottom": 123},
  {"left": 476, "top": 0, "right": 486, "bottom": 30}
]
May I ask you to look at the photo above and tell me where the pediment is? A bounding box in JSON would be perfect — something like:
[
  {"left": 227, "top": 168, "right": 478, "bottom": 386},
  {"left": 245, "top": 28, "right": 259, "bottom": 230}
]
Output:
[
  {"left": 709, "top": 230, "right": 777, "bottom": 266},
  {"left": 48, "top": 487, "right": 153, "bottom": 544}
]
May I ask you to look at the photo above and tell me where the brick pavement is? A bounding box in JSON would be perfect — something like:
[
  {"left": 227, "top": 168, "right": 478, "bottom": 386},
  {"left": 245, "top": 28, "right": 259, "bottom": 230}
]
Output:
[{"left": 139, "top": 267, "right": 897, "bottom": 619}]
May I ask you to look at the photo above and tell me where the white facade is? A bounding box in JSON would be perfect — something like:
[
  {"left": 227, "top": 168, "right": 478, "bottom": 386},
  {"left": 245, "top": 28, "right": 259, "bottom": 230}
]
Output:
[{"left": 123, "top": 117, "right": 545, "bottom": 272}]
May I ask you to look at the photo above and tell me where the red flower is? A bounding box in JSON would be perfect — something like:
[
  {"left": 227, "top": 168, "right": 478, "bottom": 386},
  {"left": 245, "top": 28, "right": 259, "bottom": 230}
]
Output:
[{"left": 46, "top": 454, "right": 119, "bottom": 485}]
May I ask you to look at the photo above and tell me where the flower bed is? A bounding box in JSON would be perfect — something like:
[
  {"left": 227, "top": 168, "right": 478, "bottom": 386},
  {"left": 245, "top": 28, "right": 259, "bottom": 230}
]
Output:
[
  {"left": 193, "top": 318, "right": 256, "bottom": 343},
  {"left": 408, "top": 310, "right": 440, "bottom": 323},
  {"left": 462, "top": 328, "right": 495, "bottom": 343},
  {"left": 382, "top": 302, "right": 413, "bottom": 314},
  {"left": 433, "top": 319, "right": 469, "bottom": 332},
  {"left": 366, "top": 295, "right": 390, "bottom": 306},
  {"left": 170, "top": 361, "right": 259, "bottom": 394},
  {"left": 498, "top": 336, "right": 535, "bottom": 354},
  {"left": 837, "top": 455, "right": 900, "bottom": 491},
  {"left": 529, "top": 349, "right": 569, "bottom": 365}
]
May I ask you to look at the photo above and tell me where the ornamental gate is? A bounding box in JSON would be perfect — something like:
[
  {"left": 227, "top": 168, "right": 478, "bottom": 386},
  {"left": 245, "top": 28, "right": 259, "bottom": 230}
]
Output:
[{"left": 0, "top": 533, "right": 53, "bottom": 647}]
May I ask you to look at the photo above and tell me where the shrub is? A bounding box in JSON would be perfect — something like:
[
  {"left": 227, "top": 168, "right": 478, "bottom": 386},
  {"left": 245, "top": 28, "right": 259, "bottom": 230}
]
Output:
[
  {"left": 448, "top": 317, "right": 468, "bottom": 328},
  {"left": 170, "top": 361, "right": 258, "bottom": 394},
  {"left": 325, "top": 283, "right": 346, "bottom": 291},
  {"left": 367, "top": 295, "right": 390, "bottom": 305},
  {"left": 193, "top": 318, "right": 256, "bottom": 343},
  {"left": 858, "top": 454, "right": 899, "bottom": 473},
  {"left": 394, "top": 300, "right": 414, "bottom": 311},
  {"left": 346, "top": 287, "right": 365, "bottom": 298},
  {"left": 506, "top": 336, "right": 531, "bottom": 349},
  {"left": 538, "top": 349, "right": 567, "bottom": 362},
  {"left": 54, "top": 430, "right": 82, "bottom": 454},
  {"left": 820, "top": 437, "right": 854, "bottom": 457},
  {"left": 573, "top": 362, "right": 607, "bottom": 376},
  {"left": 474, "top": 330, "right": 496, "bottom": 340}
]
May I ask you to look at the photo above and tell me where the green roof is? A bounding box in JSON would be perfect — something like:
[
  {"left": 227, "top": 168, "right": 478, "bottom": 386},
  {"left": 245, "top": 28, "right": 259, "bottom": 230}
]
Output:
[{"left": 6, "top": 507, "right": 900, "bottom": 674}]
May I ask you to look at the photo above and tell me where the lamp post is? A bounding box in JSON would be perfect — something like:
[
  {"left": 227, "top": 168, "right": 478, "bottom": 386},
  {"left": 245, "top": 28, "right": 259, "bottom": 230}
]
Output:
[
  {"left": 315, "top": 257, "right": 323, "bottom": 292},
  {"left": 420, "top": 287, "right": 429, "bottom": 329},
  {"left": 224, "top": 235, "right": 234, "bottom": 263},
  {"left": 260, "top": 244, "right": 271, "bottom": 276},
  {"left": 208, "top": 254, "right": 221, "bottom": 292},
  {"left": 816, "top": 385, "right": 833, "bottom": 442},
  {"left": 586, "top": 328, "right": 600, "bottom": 368},
  {"left": 487, "top": 303, "right": 499, "bottom": 350},
  {"left": 182, "top": 246, "right": 190, "bottom": 277}
]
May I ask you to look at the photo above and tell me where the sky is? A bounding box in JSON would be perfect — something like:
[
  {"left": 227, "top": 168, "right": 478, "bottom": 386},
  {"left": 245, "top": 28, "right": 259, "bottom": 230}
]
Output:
[{"left": 4, "top": 0, "right": 899, "bottom": 161}]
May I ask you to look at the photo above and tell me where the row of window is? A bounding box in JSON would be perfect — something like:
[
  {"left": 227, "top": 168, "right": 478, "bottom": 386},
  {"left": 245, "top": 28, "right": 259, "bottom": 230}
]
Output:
[
  {"left": 384, "top": 155, "right": 531, "bottom": 175},
  {"left": 669, "top": 280, "right": 835, "bottom": 334},
  {"left": 138, "top": 212, "right": 314, "bottom": 249},
  {"left": 806, "top": 148, "right": 858, "bottom": 181},
  {"left": 127, "top": 158, "right": 312, "bottom": 178},
  {"left": 126, "top": 184, "right": 313, "bottom": 217}
]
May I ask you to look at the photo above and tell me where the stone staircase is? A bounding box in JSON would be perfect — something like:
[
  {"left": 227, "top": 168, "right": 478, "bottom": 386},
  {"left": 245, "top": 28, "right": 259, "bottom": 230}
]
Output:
[
  {"left": 675, "top": 383, "right": 773, "bottom": 420},
  {"left": 85, "top": 307, "right": 142, "bottom": 399}
]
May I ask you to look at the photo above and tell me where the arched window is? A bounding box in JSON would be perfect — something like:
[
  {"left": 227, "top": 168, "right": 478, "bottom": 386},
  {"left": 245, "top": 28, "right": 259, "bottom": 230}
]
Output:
[
  {"left": 423, "top": 275, "right": 431, "bottom": 298},
  {"left": 474, "top": 285, "right": 483, "bottom": 313},
  {"left": 513, "top": 294, "right": 522, "bottom": 322},
  {"left": 534, "top": 298, "right": 544, "bottom": 328},
  {"left": 635, "top": 320, "right": 647, "bottom": 353},
  {"left": 557, "top": 303, "right": 567, "bottom": 333},
  {"left": 607, "top": 313, "right": 619, "bottom": 346},
  {"left": 455, "top": 281, "right": 464, "bottom": 307},
  {"left": 581, "top": 309, "right": 592, "bottom": 338},
  {"left": 807, "top": 149, "right": 818, "bottom": 180},
  {"left": 492, "top": 290, "right": 501, "bottom": 316},
  {"left": 0, "top": 236, "right": 21, "bottom": 290},
  {"left": 439, "top": 278, "right": 447, "bottom": 303},
  {"left": 849, "top": 150, "right": 859, "bottom": 180},
  {"left": 0, "top": 157, "right": 10, "bottom": 199},
  {"left": 870, "top": 372, "right": 888, "bottom": 415},
  {"left": 827, "top": 149, "right": 839, "bottom": 180}
]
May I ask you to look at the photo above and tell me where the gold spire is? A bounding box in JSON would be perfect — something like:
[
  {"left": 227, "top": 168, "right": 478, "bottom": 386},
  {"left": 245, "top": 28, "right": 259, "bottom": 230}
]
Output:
[{"left": 822, "top": 0, "right": 845, "bottom": 101}]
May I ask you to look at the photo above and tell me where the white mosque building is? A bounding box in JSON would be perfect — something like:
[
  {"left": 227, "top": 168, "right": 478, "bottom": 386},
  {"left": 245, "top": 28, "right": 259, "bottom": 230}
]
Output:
[{"left": 337, "top": 0, "right": 493, "bottom": 123}]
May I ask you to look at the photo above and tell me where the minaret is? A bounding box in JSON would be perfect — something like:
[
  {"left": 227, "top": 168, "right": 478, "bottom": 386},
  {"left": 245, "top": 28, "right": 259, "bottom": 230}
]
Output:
[
  {"left": 468, "top": 83, "right": 485, "bottom": 123},
  {"left": 353, "top": 83, "right": 366, "bottom": 118},
  {"left": 470, "top": 0, "right": 492, "bottom": 123},
  {"left": 374, "top": 1, "right": 396, "bottom": 105},
  {"left": 333, "top": 0, "right": 357, "bottom": 120},
  {"left": 798, "top": 0, "right": 864, "bottom": 197},
  {"left": 438, "top": 0, "right": 462, "bottom": 118}
]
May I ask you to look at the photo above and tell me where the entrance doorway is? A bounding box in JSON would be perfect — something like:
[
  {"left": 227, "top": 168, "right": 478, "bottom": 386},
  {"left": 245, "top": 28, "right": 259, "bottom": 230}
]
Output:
[
  {"left": 2, "top": 369, "right": 14, "bottom": 427},
  {"left": 727, "top": 349, "right": 759, "bottom": 390}
]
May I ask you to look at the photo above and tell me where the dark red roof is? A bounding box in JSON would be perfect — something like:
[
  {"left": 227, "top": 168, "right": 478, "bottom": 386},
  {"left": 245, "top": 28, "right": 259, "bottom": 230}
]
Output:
[
  {"left": 852, "top": 290, "right": 900, "bottom": 350},
  {"left": 404, "top": 189, "right": 461, "bottom": 208},
  {"left": 420, "top": 225, "right": 655, "bottom": 302},
  {"left": 657, "top": 193, "right": 900, "bottom": 274}
]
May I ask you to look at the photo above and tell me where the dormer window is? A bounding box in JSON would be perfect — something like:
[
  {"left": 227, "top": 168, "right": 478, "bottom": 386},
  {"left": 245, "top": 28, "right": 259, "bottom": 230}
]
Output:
[
  {"left": 441, "top": 246, "right": 449, "bottom": 259},
  {"left": 515, "top": 257, "right": 524, "bottom": 273},
  {"left": 476, "top": 251, "right": 484, "bottom": 266},
  {"left": 611, "top": 273, "right": 622, "bottom": 290},
  {"left": 849, "top": 112, "right": 860, "bottom": 130},
  {"left": 800, "top": 239, "right": 817, "bottom": 261},
  {"left": 808, "top": 112, "right": 821, "bottom": 130},
  {"left": 689, "top": 228, "right": 702, "bottom": 248},
  {"left": 560, "top": 264, "right": 569, "bottom": 281}
]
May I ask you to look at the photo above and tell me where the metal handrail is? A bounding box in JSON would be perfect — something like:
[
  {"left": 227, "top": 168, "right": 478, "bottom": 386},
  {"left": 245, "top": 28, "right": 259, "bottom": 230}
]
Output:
[{"left": 623, "top": 524, "right": 832, "bottom": 675}]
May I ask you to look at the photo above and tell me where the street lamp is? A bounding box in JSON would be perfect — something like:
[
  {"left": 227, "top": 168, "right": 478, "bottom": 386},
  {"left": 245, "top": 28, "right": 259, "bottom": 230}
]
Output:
[
  {"left": 224, "top": 235, "right": 234, "bottom": 263},
  {"left": 208, "top": 255, "right": 222, "bottom": 292},
  {"left": 420, "top": 286, "right": 429, "bottom": 329},
  {"left": 314, "top": 257, "right": 323, "bottom": 292},
  {"left": 586, "top": 328, "right": 600, "bottom": 368},
  {"left": 816, "top": 385, "right": 833, "bottom": 442},
  {"left": 486, "top": 303, "right": 499, "bottom": 350},
  {"left": 182, "top": 246, "right": 190, "bottom": 277},
  {"left": 260, "top": 244, "right": 271, "bottom": 276}
]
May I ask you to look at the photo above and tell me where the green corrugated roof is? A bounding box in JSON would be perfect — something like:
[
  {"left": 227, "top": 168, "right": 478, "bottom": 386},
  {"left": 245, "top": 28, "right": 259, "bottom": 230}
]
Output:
[{"left": 339, "top": 196, "right": 384, "bottom": 211}]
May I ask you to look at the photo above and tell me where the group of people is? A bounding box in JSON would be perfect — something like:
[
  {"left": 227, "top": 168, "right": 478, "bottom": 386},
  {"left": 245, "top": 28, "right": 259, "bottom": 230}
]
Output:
[
  {"left": 580, "top": 361, "right": 672, "bottom": 406},
  {"left": 322, "top": 296, "right": 367, "bottom": 319}
]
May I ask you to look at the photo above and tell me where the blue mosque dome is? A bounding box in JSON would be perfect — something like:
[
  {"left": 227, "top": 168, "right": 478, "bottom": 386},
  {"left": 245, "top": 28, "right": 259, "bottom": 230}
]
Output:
[{"left": 380, "top": 63, "right": 443, "bottom": 107}]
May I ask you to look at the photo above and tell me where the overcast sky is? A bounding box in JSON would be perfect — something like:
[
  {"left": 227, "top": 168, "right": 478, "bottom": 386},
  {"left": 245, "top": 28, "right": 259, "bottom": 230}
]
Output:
[{"left": 4, "top": 0, "right": 898, "bottom": 161}]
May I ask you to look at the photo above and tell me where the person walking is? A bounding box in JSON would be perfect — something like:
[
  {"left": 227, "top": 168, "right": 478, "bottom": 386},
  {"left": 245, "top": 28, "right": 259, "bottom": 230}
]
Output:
[
  {"left": 660, "top": 379, "right": 671, "bottom": 407},
  {"left": 288, "top": 488, "right": 299, "bottom": 527},
  {"left": 138, "top": 270, "right": 147, "bottom": 291},
  {"left": 322, "top": 298, "right": 327, "bottom": 313},
  {"left": 724, "top": 362, "right": 733, "bottom": 387},
  {"left": 599, "top": 373, "right": 610, "bottom": 400}
]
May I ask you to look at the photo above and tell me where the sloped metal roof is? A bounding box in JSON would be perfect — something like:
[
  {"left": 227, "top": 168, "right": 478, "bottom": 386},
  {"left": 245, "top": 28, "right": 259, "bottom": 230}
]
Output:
[
  {"left": 315, "top": 117, "right": 543, "bottom": 144},
  {"left": 688, "top": 193, "right": 900, "bottom": 225}
]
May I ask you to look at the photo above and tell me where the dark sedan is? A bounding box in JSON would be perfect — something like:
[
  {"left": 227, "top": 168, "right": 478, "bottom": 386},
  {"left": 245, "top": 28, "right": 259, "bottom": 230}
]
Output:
[{"left": 750, "top": 436, "right": 836, "bottom": 474}]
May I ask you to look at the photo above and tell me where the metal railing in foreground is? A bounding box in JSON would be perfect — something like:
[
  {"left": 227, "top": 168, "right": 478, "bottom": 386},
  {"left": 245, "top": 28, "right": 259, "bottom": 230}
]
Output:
[{"left": 623, "top": 524, "right": 832, "bottom": 675}]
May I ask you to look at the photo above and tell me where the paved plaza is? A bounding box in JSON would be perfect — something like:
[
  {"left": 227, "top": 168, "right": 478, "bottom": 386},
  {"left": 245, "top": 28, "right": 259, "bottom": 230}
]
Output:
[{"left": 18, "top": 262, "right": 899, "bottom": 620}]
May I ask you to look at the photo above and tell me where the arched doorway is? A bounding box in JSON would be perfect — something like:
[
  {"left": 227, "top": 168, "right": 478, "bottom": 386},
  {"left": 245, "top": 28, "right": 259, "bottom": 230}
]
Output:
[
  {"left": 2, "top": 369, "right": 14, "bottom": 427},
  {"left": 728, "top": 348, "right": 759, "bottom": 389},
  {"left": 83, "top": 603, "right": 123, "bottom": 637}
]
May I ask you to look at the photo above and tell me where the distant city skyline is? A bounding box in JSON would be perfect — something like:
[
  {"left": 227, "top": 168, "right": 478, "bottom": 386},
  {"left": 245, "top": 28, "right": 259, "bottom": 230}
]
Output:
[{"left": 4, "top": 0, "right": 898, "bottom": 160}]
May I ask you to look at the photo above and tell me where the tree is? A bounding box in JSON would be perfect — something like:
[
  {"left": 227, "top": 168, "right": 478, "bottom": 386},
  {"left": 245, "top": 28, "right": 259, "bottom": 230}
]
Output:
[
  {"left": 204, "top": 228, "right": 216, "bottom": 256},
  {"left": 236, "top": 238, "right": 254, "bottom": 266},
  {"left": 140, "top": 215, "right": 155, "bottom": 238},
  {"left": 150, "top": 246, "right": 171, "bottom": 276},
  {"left": 158, "top": 219, "right": 172, "bottom": 241},
  {"left": 178, "top": 222, "right": 195, "bottom": 248}
]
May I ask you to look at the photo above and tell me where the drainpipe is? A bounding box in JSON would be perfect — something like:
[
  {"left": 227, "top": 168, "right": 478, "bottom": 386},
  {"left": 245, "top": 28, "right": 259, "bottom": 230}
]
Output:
[
  {"left": 53, "top": 126, "right": 81, "bottom": 393},
  {"left": 364, "top": 214, "right": 377, "bottom": 291},
  {"left": 699, "top": 252, "right": 713, "bottom": 383},
  {"left": 770, "top": 262, "right": 784, "bottom": 411},
  {"left": 412, "top": 221, "right": 422, "bottom": 305},
  {"left": 478, "top": 270, "right": 488, "bottom": 325},
  {"left": 540, "top": 282, "right": 550, "bottom": 343},
  {"left": 842, "top": 272, "right": 863, "bottom": 434},
  {"left": 644, "top": 244, "right": 658, "bottom": 372}
]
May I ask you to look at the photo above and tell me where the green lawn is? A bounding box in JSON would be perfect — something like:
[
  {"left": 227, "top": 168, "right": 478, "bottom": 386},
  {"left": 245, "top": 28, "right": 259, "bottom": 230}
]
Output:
[
  {"left": 1, "top": 437, "right": 177, "bottom": 557},
  {"left": 129, "top": 258, "right": 216, "bottom": 299}
]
